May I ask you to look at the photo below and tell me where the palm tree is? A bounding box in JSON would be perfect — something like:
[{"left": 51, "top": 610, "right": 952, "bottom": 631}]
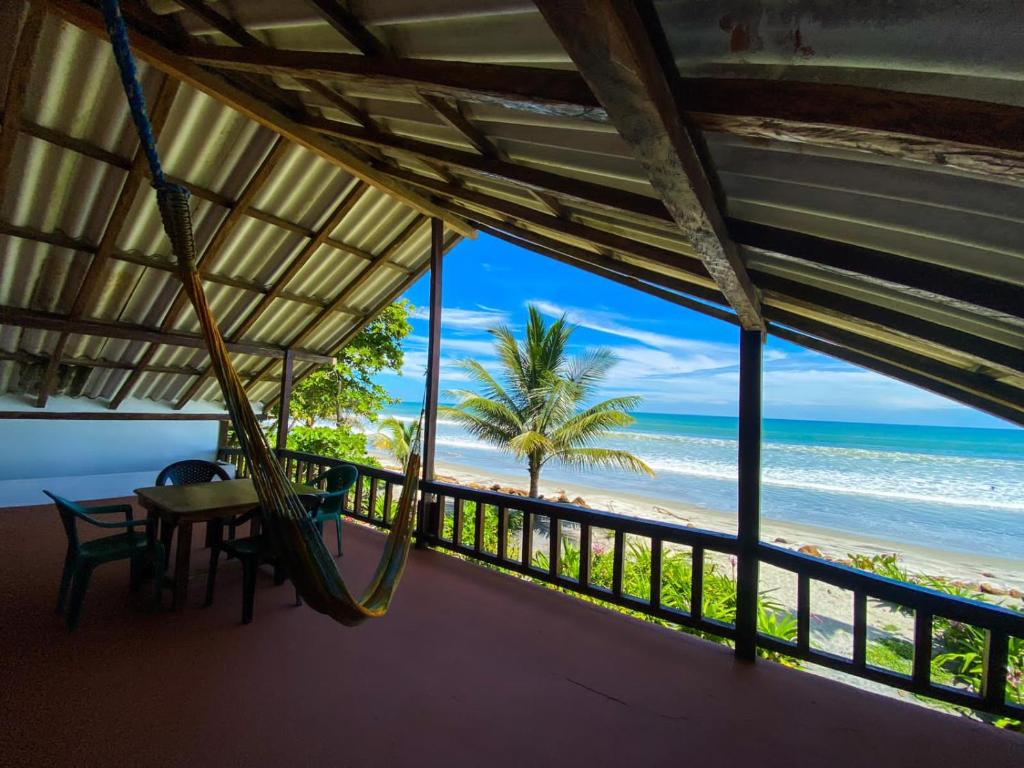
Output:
[
  {"left": 374, "top": 416, "right": 416, "bottom": 466},
  {"left": 443, "top": 304, "right": 653, "bottom": 497}
]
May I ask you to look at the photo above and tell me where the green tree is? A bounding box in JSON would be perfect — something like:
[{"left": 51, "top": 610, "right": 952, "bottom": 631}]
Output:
[
  {"left": 282, "top": 301, "right": 413, "bottom": 427},
  {"left": 373, "top": 416, "right": 417, "bottom": 466},
  {"left": 443, "top": 304, "right": 653, "bottom": 497}
]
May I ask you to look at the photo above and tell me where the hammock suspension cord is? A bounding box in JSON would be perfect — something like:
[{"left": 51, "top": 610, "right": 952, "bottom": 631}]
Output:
[{"left": 99, "top": 0, "right": 420, "bottom": 625}]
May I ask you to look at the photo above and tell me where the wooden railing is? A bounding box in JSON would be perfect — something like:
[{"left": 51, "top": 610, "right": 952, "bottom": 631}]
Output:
[{"left": 216, "top": 447, "right": 1024, "bottom": 720}]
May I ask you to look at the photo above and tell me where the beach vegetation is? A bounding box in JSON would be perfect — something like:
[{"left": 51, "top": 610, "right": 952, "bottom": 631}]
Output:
[
  {"left": 283, "top": 425, "right": 378, "bottom": 466},
  {"left": 443, "top": 304, "right": 653, "bottom": 497},
  {"left": 374, "top": 416, "right": 417, "bottom": 465}
]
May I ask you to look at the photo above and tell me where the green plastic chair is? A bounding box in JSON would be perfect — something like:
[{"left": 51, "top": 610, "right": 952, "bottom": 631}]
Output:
[
  {"left": 44, "top": 491, "right": 165, "bottom": 631},
  {"left": 307, "top": 464, "right": 358, "bottom": 556}
]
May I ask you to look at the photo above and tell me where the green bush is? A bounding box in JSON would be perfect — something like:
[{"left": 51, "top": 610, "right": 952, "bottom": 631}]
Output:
[{"left": 286, "top": 425, "right": 379, "bottom": 466}]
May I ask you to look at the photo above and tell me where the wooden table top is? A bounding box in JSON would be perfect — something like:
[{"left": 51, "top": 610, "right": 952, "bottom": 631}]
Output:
[{"left": 134, "top": 478, "right": 317, "bottom": 520}]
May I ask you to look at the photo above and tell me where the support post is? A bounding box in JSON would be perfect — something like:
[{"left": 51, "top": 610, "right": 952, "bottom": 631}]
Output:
[
  {"left": 418, "top": 218, "right": 444, "bottom": 541},
  {"left": 276, "top": 348, "right": 295, "bottom": 452},
  {"left": 734, "top": 328, "right": 763, "bottom": 661}
]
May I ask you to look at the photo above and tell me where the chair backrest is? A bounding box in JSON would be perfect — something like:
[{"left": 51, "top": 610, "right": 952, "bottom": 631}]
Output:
[
  {"left": 315, "top": 464, "right": 358, "bottom": 515},
  {"left": 43, "top": 491, "right": 85, "bottom": 552},
  {"left": 156, "top": 459, "right": 230, "bottom": 487}
]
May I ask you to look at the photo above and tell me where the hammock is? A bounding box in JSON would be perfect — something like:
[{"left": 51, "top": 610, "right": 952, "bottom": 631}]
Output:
[{"left": 100, "top": 0, "right": 419, "bottom": 625}]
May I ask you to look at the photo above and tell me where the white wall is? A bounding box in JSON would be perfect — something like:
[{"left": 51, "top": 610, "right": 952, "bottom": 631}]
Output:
[{"left": 0, "top": 396, "right": 229, "bottom": 507}]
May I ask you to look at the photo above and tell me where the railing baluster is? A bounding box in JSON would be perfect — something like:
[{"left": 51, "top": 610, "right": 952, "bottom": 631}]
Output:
[
  {"left": 368, "top": 476, "right": 378, "bottom": 520},
  {"left": 853, "top": 592, "right": 868, "bottom": 667},
  {"left": 578, "top": 524, "right": 591, "bottom": 587},
  {"left": 474, "top": 503, "right": 484, "bottom": 552},
  {"left": 913, "top": 610, "right": 933, "bottom": 688},
  {"left": 691, "top": 547, "right": 704, "bottom": 621},
  {"left": 549, "top": 517, "right": 559, "bottom": 579},
  {"left": 354, "top": 474, "right": 364, "bottom": 519},
  {"left": 982, "top": 630, "right": 1009, "bottom": 709},
  {"left": 383, "top": 481, "right": 394, "bottom": 525},
  {"left": 797, "top": 573, "right": 811, "bottom": 654},
  {"left": 649, "top": 538, "right": 662, "bottom": 608},
  {"left": 453, "top": 498, "right": 464, "bottom": 546},
  {"left": 497, "top": 506, "right": 508, "bottom": 561},
  {"left": 611, "top": 529, "right": 624, "bottom": 597},
  {"left": 522, "top": 511, "right": 533, "bottom": 567}
]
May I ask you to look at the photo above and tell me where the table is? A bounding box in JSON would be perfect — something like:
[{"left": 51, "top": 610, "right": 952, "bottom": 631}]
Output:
[{"left": 135, "top": 479, "right": 316, "bottom": 609}]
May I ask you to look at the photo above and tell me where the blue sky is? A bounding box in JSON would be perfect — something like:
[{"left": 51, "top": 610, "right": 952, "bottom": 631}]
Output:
[{"left": 375, "top": 234, "right": 1011, "bottom": 429}]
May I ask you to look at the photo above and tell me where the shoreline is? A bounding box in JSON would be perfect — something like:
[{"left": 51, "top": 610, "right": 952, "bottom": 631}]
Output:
[{"left": 417, "top": 458, "right": 1024, "bottom": 595}]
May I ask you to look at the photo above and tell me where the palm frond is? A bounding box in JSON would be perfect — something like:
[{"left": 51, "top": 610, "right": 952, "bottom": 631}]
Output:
[{"left": 546, "top": 447, "right": 655, "bottom": 476}]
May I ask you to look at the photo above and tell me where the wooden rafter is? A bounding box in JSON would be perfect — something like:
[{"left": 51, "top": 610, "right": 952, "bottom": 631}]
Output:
[
  {"left": 181, "top": 41, "right": 1024, "bottom": 182},
  {"left": 36, "top": 77, "right": 181, "bottom": 408},
  {"left": 173, "top": 180, "right": 370, "bottom": 408},
  {"left": 108, "top": 136, "right": 291, "bottom": 408},
  {"left": 0, "top": 305, "right": 333, "bottom": 363},
  {"left": 535, "top": 0, "right": 762, "bottom": 329},
  {"left": 0, "top": 3, "right": 44, "bottom": 199},
  {"left": 0, "top": 349, "right": 282, "bottom": 382},
  {"left": 43, "top": 0, "right": 474, "bottom": 237},
  {"left": 244, "top": 216, "right": 429, "bottom": 393}
]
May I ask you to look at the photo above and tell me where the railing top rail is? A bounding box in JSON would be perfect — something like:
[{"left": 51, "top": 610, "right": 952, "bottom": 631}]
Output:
[
  {"left": 760, "top": 543, "right": 1024, "bottom": 634},
  {"left": 218, "top": 447, "right": 407, "bottom": 484},
  {"left": 422, "top": 479, "right": 739, "bottom": 552}
]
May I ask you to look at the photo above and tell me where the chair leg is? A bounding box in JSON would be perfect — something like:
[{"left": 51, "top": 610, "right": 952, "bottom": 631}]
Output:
[
  {"left": 335, "top": 516, "right": 343, "bottom": 557},
  {"left": 66, "top": 563, "right": 94, "bottom": 631},
  {"left": 241, "top": 556, "right": 256, "bottom": 624},
  {"left": 205, "top": 545, "right": 220, "bottom": 607},
  {"left": 56, "top": 547, "right": 76, "bottom": 614}
]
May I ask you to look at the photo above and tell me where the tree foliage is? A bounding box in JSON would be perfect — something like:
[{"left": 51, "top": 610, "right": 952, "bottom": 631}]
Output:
[
  {"left": 442, "top": 304, "right": 653, "bottom": 497},
  {"left": 282, "top": 301, "right": 413, "bottom": 427},
  {"left": 373, "top": 416, "right": 417, "bottom": 466}
]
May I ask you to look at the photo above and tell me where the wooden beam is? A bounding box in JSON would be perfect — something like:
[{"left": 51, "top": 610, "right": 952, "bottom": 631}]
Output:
[
  {"left": 42, "top": 0, "right": 474, "bottom": 237},
  {"left": 768, "top": 324, "right": 1024, "bottom": 428},
  {"left": 729, "top": 219, "right": 1024, "bottom": 324},
  {"left": 306, "top": 0, "right": 385, "bottom": 56},
  {"left": 421, "top": 218, "right": 444, "bottom": 483},
  {"left": 173, "top": 181, "right": 369, "bottom": 409},
  {"left": 380, "top": 165, "right": 711, "bottom": 282},
  {"left": 756, "top": 273, "right": 1024, "bottom": 378},
  {"left": 0, "top": 410, "right": 230, "bottom": 421},
  {"left": 0, "top": 305, "right": 333, "bottom": 363},
  {"left": 308, "top": 116, "right": 670, "bottom": 223},
  {"left": 276, "top": 348, "right": 295, "bottom": 451},
  {"left": 535, "top": 0, "right": 762, "bottom": 329},
  {"left": 0, "top": 3, "right": 44, "bottom": 199},
  {"left": 181, "top": 42, "right": 1024, "bottom": 182}
]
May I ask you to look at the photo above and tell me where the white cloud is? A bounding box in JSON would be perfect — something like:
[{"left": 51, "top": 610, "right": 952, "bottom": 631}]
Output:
[
  {"left": 409, "top": 305, "right": 508, "bottom": 330},
  {"left": 406, "top": 335, "right": 496, "bottom": 357}
]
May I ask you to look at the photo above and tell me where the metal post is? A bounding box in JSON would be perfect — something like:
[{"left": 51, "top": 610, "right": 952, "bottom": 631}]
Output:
[
  {"left": 735, "top": 328, "right": 763, "bottom": 661},
  {"left": 418, "top": 218, "right": 444, "bottom": 541},
  {"left": 276, "top": 348, "right": 295, "bottom": 453}
]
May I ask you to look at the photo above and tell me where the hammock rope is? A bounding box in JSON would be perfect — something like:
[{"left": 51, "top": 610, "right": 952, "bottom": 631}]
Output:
[{"left": 100, "top": 0, "right": 420, "bottom": 625}]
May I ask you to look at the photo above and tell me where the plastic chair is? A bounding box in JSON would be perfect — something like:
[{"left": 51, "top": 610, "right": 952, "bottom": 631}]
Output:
[
  {"left": 156, "top": 459, "right": 233, "bottom": 545},
  {"left": 307, "top": 464, "right": 358, "bottom": 556},
  {"left": 44, "top": 491, "right": 165, "bottom": 631},
  {"left": 155, "top": 459, "right": 230, "bottom": 486},
  {"left": 204, "top": 511, "right": 297, "bottom": 624}
]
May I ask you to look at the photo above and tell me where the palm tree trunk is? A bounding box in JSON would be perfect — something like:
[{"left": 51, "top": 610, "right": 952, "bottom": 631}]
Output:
[{"left": 528, "top": 455, "right": 541, "bottom": 497}]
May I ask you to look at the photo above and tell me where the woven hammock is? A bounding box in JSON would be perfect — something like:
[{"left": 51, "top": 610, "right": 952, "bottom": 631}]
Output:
[{"left": 100, "top": 0, "right": 419, "bottom": 625}]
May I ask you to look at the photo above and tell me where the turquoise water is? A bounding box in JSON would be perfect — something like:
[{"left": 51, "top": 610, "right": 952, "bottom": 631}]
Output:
[{"left": 379, "top": 404, "right": 1024, "bottom": 560}]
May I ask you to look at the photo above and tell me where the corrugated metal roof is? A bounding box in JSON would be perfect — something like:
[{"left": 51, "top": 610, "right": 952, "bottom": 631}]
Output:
[{"left": 2, "top": 1, "right": 1022, "bottom": 425}]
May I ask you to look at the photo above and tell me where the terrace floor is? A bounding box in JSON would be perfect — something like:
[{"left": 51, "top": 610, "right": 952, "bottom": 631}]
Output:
[{"left": 2, "top": 498, "right": 1022, "bottom": 768}]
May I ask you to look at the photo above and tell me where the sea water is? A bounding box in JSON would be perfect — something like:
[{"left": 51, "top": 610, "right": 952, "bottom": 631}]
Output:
[{"left": 377, "top": 404, "right": 1024, "bottom": 560}]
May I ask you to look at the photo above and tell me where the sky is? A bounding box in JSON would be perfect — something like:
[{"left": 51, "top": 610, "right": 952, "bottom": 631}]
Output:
[{"left": 374, "top": 234, "right": 1013, "bottom": 430}]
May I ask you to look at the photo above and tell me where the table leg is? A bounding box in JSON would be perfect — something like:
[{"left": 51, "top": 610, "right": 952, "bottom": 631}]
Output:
[{"left": 172, "top": 522, "right": 193, "bottom": 610}]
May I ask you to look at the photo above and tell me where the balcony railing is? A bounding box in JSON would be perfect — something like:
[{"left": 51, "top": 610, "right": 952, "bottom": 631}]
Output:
[{"left": 218, "top": 447, "right": 1024, "bottom": 720}]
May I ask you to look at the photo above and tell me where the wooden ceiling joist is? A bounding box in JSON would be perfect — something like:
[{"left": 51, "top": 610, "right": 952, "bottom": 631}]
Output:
[
  {"left": 41, "top": 0, "right": 475, "bottom": 238},
  {"left": 535, "top": 0, "right": 762, "bottom": 329},
  {"left": 0, "top": 305, "right": 333, "bottom": 364},
  {"left": 0, "top": 3, "right": 44, "bottom": 199}
]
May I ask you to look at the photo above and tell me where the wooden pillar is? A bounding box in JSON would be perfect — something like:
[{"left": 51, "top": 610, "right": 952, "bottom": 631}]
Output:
[
  {"left": 734, "top": 328, "right": 763, "bottom": 661},
  {"left": 276, "top": 348, "right": 295, "bottom": 452},
  {"left": 422, "top": 218, "right": 444, "bottom": 483}
]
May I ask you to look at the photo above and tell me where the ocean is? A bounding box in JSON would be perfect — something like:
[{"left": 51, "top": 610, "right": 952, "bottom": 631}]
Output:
[{"left": 376, "top": 403, "right": 1024, "bottom": 560}]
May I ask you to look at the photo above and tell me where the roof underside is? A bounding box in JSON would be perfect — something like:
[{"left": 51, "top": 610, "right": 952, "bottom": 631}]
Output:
[{"left": 1, "top": 0, "right": 1022, "bottom": 423}]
